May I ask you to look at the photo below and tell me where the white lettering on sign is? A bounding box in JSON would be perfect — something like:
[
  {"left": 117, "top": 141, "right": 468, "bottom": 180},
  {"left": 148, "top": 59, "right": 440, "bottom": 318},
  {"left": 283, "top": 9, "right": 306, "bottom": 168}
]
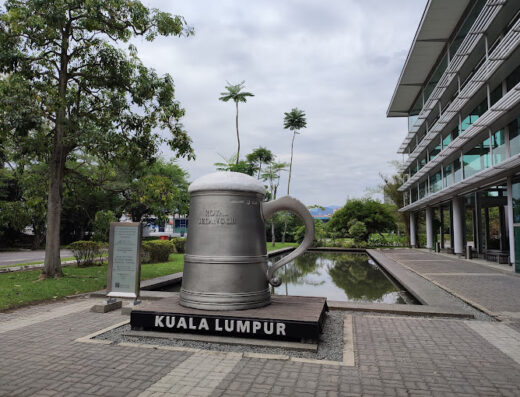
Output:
[
  {"left": 152, "top": 315, "right": 288, "bottom": 335},
  {"left": 252, "top": 321, "right": 261, "bottom": 333},
  {"left": 199, "top": 318, "right": 209, "bottom": 331},
  {"left": 155, "top": 315, "right": 164, "bottom": 327},
  {"left": 236, "top": 320, "right": 250, "bottom": 333},
  {"left": 177, "top": 317, "right": 187, "bottom": 329}
]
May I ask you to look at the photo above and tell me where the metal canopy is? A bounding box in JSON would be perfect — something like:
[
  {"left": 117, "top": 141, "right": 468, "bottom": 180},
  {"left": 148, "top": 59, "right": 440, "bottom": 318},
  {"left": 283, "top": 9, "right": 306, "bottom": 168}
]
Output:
[{"left": 387, "top": 0, "right": 471, "bottom": 117}]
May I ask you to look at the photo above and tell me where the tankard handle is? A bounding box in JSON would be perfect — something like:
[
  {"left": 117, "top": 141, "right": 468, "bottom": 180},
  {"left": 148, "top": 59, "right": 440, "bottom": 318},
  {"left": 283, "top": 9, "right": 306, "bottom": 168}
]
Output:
[{"left": 262, "top": 196, "right": 315, "bottom": 287}]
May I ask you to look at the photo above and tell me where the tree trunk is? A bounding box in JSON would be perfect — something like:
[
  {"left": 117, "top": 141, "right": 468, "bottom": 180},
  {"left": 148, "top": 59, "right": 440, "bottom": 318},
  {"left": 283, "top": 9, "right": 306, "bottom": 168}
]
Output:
[
  {"left": 42, "top": 27, "right": 70, "bottom": 279},
  {"left": 43, "top": 143, "right": 65, "bottom": 278},
  {"left": 282, "top": 131, "right": 297, "bottom": 243},
  {"left": 235, "top": 102, "right": 240, "bottom": 165},
  {"left": 271, "top": 221, "right": 276, "bottom": 247}
]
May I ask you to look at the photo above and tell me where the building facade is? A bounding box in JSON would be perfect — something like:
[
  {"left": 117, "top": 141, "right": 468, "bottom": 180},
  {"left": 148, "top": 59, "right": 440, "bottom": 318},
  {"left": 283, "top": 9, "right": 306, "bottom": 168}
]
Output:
[{"left": 388, "top": 0, "right": 520, "bottom": 273}]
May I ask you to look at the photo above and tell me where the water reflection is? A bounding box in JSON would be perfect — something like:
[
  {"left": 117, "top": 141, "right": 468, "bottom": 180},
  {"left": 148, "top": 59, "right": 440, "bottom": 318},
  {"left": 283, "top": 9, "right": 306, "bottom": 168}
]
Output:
[{"left": 271, "top": 252, "right": 408, "bottom": 304}]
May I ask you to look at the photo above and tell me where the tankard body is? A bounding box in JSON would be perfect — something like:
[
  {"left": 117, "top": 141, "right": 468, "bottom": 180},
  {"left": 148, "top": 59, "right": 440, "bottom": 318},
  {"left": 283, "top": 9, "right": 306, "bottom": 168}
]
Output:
[{"left": 180, "top": 172, "right": 314, "bottom": 310}]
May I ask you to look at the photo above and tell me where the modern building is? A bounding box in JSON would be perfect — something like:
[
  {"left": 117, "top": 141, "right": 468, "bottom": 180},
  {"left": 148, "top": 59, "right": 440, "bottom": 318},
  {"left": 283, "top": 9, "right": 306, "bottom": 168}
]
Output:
[{"left": 387, "top": 0, "right": 520, "bottom": 273}]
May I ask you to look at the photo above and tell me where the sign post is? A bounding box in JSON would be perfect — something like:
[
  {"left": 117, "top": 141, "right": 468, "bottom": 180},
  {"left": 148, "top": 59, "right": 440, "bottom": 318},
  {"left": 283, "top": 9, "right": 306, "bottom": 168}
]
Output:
[{"left": 92, "top": 222, "right": 142, "bottom": 313}]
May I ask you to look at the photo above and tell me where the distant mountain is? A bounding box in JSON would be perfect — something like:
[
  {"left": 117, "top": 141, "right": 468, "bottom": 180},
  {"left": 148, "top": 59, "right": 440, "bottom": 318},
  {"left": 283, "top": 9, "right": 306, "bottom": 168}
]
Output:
[{"left": 309, "top": 206, "right": 340, "bottom": 217}]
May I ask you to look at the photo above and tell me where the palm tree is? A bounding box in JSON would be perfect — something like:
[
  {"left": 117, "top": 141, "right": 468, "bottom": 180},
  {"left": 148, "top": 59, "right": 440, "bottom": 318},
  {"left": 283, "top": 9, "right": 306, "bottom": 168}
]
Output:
[
  {"left": 282, "top": 107, "right": 307, "bottom": 242},
  {"left": 219, "top": 81, "right": 254, "bottom": 165},
  {"left": 246, "top": 146, "right": 274, "bottom": 179}
]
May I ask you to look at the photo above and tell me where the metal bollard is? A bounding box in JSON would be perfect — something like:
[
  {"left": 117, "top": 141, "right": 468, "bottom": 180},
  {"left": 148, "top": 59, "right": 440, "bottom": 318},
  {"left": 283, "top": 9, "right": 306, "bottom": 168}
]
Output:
[
  {"left": 466, "top": 244, "right": 472, "bottom": 259},
  {"left": 435, "top": 242, "right": 441, "bottom": 252}
]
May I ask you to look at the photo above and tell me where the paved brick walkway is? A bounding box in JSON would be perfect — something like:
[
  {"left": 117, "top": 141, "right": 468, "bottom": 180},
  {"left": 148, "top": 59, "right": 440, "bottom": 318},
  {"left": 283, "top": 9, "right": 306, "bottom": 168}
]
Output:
[
  {"left": 1, "top": 293, "right": 520, "bottom": 396},
  {"left": 380, "top": 249, "right": 520, "bottom": 320}
]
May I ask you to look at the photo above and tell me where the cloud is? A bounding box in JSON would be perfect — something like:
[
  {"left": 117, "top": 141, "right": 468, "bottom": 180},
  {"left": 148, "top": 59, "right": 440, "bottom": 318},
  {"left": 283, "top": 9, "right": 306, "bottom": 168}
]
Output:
[{"left": 135, "top": 0, "right": 427, "bottom": 205}]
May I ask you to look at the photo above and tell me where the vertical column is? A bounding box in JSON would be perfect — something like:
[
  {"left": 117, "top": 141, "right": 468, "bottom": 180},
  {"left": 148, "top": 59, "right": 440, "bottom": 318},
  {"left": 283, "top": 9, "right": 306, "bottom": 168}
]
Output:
[
  {"left": 410, "top": 212, "right": 416, "bottom": 248},
  {"left": 452, "top": 197, "right": 464, "bottom": 255},
  {"left": 426, "top": 207, "right": 433, "bottom": 249},
  {"left": 507, "top": 177, "right": 515, "bottom": 266}
]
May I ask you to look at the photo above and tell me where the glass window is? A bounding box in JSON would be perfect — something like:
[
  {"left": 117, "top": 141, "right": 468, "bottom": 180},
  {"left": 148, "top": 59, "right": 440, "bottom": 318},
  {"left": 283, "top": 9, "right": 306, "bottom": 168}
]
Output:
[
  {"left": 424, "top": 54, "right": 448, "bottom": 104},
  {"left": 408, "top": 95, "right": 422, "bottom": 131},
  {"left": 411, "top": 186, "right": 418, "bottom": 203},
  {"left": 451, "top": 126, "right": 460, "bottom": 141},
  {"left": 449, "top": 0, "right": 486, "bottom": 59},
  {"left": 463, "top": 137, "right": 491, "bottom": 179},
  {"left": 461, "top": 98, "right": 488, "bottom": 133},
  {"left": 418, "top": 156, "right": 426, "bottom": 170},
  {"left": 510, "top": 117, "right": 520, "bottom": 156},
  {"left": 506, "top": 64, "right": 520, "bottom": 92},
  {"left": 410, "top": 162, "right": 418, "bottom": 176},
  {"left": 512, "top": 182, "right": 520, "bottom": 223},
  {"left": 430, "top": 171, "right": 442, "bottom": 194},
  {"left": 418, "top": 181, "right": 427, "bottom": 200},
  {"left": 430, "top": 141, "right": 441, "bottom": 161},
  {"left": 454, "top": 158, "right": 462, "bottom": 183},
  {"left": 492, "top": 129, "right": 506, "bottom": 165},
  {"left": 443, "top": 164, "right": 452, "bottom": 188},
  {"left": 490, "top": 84, "right": 503, "bottom": 107},
  {"left": 442, "top": 133, "right": 451, "bottom": 150}
]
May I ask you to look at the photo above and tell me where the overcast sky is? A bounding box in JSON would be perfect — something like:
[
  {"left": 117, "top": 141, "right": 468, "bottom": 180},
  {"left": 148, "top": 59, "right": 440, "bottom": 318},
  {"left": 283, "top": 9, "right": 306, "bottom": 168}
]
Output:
[{"left": 133, "top": 0, "right": 427, "bottom": 206}]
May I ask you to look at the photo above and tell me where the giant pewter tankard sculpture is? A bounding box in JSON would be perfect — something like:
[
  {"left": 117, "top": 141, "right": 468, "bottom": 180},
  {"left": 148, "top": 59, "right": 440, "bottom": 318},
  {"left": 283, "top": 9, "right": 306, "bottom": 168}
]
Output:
[{"left": 180, "top": 171, "right": 315, "bottom": 310}]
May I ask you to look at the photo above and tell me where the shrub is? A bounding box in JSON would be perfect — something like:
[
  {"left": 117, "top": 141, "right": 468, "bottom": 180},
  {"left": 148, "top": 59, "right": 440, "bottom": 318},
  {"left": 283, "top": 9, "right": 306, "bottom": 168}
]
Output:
[
  {"left": 141, "top": 240, "right": 173, "bottom": 263},
  {"left": 367, "top": 234, "right": 388, "bottom": 247},
  {"left": 69, "top": 241, "right": 106, "bottom": 267},
  {"left": 172, "top": 237, "right": 187, "bottom": 253},
  {"left": 92, "top": 210, "right": 116, "bottom": 242},
  {"left": 348, "top": 220, "right": 368, "bottom": 243}
]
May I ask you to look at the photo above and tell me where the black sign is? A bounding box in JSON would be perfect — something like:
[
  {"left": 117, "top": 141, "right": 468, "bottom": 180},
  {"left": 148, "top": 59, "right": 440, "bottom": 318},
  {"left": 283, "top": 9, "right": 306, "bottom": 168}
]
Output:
[{"left": 130, "top": 310, "right": 325, "bottom": 342}]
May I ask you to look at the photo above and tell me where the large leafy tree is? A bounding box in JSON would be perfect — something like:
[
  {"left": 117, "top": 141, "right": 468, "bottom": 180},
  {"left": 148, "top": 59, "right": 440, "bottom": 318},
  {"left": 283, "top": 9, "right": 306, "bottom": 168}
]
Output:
[
  {"left": 219, "top": 81, "right": 254, "bottom": 164},
  {"left": 121, "top": 159, "right": 190, "bottom": 223},
  {"left": 0, "top": 1, "right": 195, "bottom": 278},
  {"left": 246, "top": 146, "right": 273, "bottom": 179},
  {"left": 282, "top": 107, "right": 307, "bottom": 242},
  {"left": 326, "top": 198, "right": 396, "bottom": 240}
]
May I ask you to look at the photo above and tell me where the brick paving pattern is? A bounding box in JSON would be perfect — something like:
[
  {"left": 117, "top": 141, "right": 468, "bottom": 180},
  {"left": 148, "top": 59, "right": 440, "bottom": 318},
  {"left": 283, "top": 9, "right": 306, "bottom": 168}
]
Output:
[
  {"left": 383, "top": 249, "right": 520, "bottom": 318},
  {"left": 2, "top": 249, "right": 520, "bottom": 396}
]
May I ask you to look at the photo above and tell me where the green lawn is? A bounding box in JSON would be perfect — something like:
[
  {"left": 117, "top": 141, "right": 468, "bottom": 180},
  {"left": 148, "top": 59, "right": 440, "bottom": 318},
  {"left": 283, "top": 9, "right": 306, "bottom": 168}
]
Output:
[
  {"left": 0, "top": 253, "right": 184, "bottom": 312},
  {"left": 266, "top": 242, "right": 297, "bottom": 251},
  {"left": 0, "top": 243, "right": 297, "bottom": 311}
]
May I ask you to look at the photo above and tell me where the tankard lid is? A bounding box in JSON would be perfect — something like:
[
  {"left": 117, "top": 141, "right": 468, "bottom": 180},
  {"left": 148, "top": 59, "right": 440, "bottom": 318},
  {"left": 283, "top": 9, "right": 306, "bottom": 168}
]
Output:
[{"left": 189, "top": 171, "right": 266, "bottom": 194}]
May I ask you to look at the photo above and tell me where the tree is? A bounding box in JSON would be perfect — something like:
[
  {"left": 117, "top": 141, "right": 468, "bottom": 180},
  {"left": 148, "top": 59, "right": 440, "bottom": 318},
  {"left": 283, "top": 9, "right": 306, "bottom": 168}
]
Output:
[
  {"left": 246, "top": 147, "right": 273, "bottom": 179},
  {"left": 261, "top": 160, "right": 287, "bottom": 246},
  {"left": 218, "top": 81, "right": 254, "bottom": 165},
  {"left": 0, "top": 1, "right": 195, "bottom": 278},
  {"left": 121, "top": 159, "right": 190, "bottom": 223},
  {"left": 327, "top": 198, "right": 396, "bottom": 241},
  {"left": 380, "top": 164, "right": 410, "bottom": 243},
  {"left": 282, "top": 107, "right": 307, "bottom": 242}
]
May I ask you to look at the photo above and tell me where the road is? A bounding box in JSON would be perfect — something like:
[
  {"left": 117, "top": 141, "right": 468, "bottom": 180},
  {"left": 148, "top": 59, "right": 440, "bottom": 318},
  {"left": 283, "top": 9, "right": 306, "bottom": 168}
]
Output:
[{"left": 0, "top": 249, "right": 73, "bottom": 267}]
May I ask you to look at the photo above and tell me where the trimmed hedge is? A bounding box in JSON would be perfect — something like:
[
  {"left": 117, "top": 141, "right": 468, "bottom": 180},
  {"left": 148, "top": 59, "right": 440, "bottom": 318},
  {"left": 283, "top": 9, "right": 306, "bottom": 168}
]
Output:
[
  {"left": 69, "top": 241, "right": 106, "bottom": 267},
  {"left": 172, "top": 237, "right": 186, "bottom": 253},
  {"left": 141, "top": 240, "right": 174, "bottom": 263}
]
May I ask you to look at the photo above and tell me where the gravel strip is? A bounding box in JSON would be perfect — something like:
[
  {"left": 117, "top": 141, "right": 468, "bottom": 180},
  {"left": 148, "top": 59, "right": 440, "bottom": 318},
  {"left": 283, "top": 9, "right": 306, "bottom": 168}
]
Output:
[{"left": 95, "top": 310, "right": 345, "bottom": 361}]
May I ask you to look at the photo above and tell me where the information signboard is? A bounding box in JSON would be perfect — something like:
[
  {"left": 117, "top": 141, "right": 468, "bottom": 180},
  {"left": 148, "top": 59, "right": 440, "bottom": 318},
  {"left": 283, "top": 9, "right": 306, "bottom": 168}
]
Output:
[{"left": 107, "top": 222, "right": 142, "bottom": 299}]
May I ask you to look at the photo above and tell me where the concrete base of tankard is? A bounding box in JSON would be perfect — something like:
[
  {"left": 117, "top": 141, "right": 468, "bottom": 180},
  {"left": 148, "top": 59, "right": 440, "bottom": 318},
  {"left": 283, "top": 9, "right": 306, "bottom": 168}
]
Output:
[{"left": 179, "top": 288, "right": 271, "bottom": 310}]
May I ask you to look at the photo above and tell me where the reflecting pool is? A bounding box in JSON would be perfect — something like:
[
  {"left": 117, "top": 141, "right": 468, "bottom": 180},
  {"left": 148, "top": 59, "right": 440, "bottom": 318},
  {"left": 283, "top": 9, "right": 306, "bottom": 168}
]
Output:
[{"left": 270, "top": 251, "right": 415, "bottom": 304}]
